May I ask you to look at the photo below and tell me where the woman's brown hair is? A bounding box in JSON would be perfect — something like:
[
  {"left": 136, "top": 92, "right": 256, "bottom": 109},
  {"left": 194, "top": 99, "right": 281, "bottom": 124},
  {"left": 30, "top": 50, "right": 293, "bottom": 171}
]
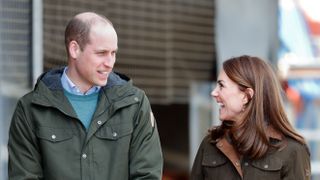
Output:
[{"left": 211, "top": 55, "right": 306, "bottom": 159}]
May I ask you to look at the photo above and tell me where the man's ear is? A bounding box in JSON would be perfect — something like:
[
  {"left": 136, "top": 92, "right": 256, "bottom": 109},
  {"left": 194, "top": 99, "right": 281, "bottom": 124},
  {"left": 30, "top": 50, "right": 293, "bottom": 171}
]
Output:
[
  {"left": 68, "top": 40, "right": 81, "bottom": 59},
  {"left": 243, "top": 88, "right": 254, "bottom": 104}
]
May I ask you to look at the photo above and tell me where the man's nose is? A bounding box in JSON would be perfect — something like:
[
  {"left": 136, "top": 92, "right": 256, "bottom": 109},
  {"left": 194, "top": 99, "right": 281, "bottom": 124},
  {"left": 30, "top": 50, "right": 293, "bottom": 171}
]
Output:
[{"left": 103, "top": 55, "right": 115, "bottom": 68}]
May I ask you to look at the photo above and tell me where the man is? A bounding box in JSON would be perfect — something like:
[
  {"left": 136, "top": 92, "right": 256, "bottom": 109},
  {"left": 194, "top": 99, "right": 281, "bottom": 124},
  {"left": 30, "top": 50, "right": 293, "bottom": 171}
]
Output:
[{"left": 8, "top": 12, "right": 163, "bottom": 180}]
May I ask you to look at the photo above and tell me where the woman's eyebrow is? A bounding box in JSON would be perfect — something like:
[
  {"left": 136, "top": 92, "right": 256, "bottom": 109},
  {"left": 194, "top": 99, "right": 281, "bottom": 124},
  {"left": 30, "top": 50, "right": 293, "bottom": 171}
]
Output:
[{"left": 217, "top": 80, "right": 224, "bottom": 84}]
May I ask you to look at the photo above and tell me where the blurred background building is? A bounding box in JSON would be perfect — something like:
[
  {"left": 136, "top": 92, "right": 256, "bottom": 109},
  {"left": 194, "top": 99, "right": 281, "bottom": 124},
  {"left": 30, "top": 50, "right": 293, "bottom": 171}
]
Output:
[{"left": 0, "top": 0, "right": 319, "bottom": 179}]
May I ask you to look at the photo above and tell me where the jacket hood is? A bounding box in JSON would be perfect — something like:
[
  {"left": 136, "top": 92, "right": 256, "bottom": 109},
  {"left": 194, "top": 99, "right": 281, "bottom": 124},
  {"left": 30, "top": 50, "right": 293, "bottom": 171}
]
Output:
[
  {"left": 31, "top": 67, "right": 134, "bottom": 110},
  {"left": 35, "top": 67, "right": 129, "bottom": 91}
]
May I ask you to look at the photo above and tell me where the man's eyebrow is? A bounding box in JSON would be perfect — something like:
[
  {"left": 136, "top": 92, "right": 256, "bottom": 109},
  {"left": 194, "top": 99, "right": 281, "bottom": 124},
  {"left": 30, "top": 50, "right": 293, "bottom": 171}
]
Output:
[
  {"left": 95, "top": 48, "right": 118, "bottom": 53},
  {"left": 94, "top": 48, "right": 105, "bottom": 52}
]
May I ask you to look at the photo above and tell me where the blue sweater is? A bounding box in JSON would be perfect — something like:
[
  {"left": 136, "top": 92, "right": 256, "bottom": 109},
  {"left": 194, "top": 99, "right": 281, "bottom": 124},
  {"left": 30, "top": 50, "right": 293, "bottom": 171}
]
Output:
[{"left": 64, "top": 90, "right": 99, "bottom": 130}]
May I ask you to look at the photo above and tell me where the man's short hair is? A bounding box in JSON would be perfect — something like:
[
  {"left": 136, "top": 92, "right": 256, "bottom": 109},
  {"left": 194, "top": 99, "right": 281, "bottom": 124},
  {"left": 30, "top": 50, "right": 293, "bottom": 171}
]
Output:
[{"left": 64, "top": 12, "right": 113, "bottom": 56}]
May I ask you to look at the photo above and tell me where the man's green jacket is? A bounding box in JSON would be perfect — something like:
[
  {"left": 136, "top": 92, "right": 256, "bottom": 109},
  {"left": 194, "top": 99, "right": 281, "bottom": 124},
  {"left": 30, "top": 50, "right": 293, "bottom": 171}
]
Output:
[{"left": 8, "top": 68, "right": 163, "bottom": 180}]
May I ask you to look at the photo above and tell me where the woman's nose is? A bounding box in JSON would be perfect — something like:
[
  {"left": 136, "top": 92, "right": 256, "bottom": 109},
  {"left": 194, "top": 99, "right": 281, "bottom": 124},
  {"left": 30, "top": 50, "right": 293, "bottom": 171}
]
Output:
[{"left": 211, "top": 87, "right": 218, "bottom": 97}]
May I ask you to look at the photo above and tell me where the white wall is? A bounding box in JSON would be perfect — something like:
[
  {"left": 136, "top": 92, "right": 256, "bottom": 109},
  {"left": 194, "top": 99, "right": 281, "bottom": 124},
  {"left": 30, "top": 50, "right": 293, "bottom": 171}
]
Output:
[{"left": 215, "top": 0, "right": 279, "bottom": 67}]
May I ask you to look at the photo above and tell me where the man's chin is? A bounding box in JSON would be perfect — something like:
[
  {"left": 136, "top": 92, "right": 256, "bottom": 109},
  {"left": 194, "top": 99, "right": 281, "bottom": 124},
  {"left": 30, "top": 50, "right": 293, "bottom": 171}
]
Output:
[{"left": 96, "top": 80, "right": 108, "bottom": 87}]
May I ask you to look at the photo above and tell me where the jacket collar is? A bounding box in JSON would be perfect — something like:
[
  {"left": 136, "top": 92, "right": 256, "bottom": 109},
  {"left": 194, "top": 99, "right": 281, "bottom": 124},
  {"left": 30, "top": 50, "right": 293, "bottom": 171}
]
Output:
[
  {"left": 31, "top": 67, "right": 133, "bottom": 116},
  {"left": 214, "top": 126, "right": 282, "bottom": 178},
  {"left": 35, "top": 67, "right": 128, "bottom": 91}
]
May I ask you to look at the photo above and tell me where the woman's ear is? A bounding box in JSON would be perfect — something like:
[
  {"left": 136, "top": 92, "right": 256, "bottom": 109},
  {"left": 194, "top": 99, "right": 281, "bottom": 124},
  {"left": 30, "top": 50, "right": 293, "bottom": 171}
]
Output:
[
  {"left": 68, "top": 40, "right": 81, "bottom": 59},
  {"left": 243, "top": 88, "right": 254, "bottom": 104},
  {"left": 246, "top": 88, "right": 254, "bottom": 99}
]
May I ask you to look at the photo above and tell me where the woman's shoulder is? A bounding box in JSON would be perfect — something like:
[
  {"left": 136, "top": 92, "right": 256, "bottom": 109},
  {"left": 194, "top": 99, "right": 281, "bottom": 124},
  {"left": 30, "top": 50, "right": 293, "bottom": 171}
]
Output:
[
  {"left": 200, "top": 134, "right": 213, "bottom": 145},
  {"left": 197, "top": 134, "right": 225, "bottom": 159},
  {"left": 270, "top": 137, "right": 310, "bottom": 164},
  {"left": 198, "top": 134, "right": 216, "bottom": 149},
  {"left": 198, "top": 132, "right": 224, "bottom": 153},
  {"left": 284, "top": 137, "right": 310, "bottom": 155}
]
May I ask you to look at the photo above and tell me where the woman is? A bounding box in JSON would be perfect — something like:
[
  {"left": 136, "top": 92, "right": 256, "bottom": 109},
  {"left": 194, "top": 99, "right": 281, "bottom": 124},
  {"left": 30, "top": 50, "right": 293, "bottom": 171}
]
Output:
[{"left": 191, "top": 55, "right": 311, "bottom": 180}]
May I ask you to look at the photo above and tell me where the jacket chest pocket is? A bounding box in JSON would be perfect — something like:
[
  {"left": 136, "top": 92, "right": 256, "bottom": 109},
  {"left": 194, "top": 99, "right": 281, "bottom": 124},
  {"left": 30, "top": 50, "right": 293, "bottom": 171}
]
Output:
[
  {"left": 95, "top": 123, "right": 133, "bottom": 140},
  {"left": 36, "top": 127, "right": 73, "bottom": 142},
  {"left": 36, "top": 127, "right": 75, "bottom": 165},
  {"left": 201, "top": 155, "right": 231, "bottom": 180},
  {"left": 247, "top": 157, "right": 282, "bottom": 179},
  {"left": 93, "top": 123, "right": 133, "bottom": 164}
]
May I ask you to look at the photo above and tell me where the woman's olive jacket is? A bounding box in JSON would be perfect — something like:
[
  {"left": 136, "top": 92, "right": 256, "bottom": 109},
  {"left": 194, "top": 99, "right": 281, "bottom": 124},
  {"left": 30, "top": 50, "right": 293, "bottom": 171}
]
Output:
[
  {"left": 191, "top": 132, "right": 311, "bottom": 180},
  {"left": 8, "top": 68, "right": 163, "bottom": 180}
]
